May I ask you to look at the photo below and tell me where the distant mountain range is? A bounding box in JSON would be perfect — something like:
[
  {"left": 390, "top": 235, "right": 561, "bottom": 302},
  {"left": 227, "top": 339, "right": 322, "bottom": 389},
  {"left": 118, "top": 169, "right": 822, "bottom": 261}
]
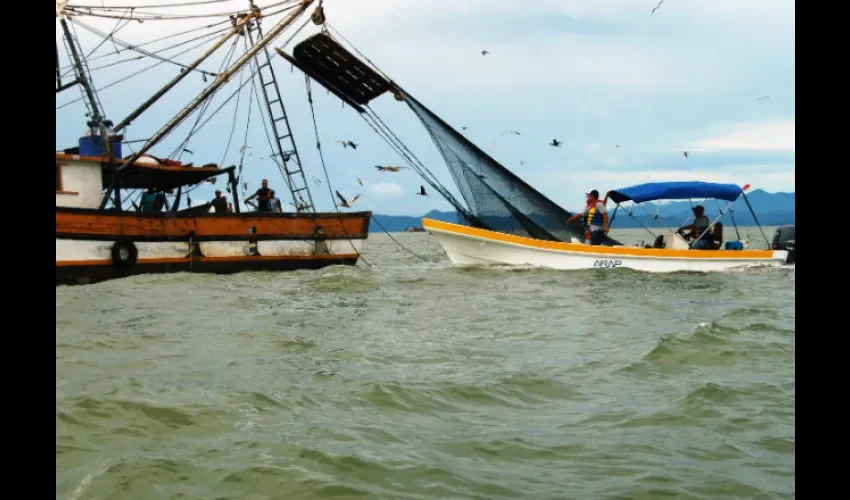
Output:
[{"left": 369, "top": 189, "right": 795, "bottom": 232}]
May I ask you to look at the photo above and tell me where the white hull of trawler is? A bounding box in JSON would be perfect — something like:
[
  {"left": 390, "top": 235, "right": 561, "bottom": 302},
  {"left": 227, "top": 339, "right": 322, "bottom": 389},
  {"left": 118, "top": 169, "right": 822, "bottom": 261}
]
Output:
[{"left": 422, "top": 219, "right": 789, "bottom": 273}]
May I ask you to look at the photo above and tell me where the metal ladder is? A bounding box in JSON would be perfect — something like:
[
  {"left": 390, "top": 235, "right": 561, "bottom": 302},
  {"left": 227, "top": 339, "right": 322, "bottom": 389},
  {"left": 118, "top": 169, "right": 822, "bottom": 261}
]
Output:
[{"left": 246, "top": 21, "right": 315, "bottom": 213}]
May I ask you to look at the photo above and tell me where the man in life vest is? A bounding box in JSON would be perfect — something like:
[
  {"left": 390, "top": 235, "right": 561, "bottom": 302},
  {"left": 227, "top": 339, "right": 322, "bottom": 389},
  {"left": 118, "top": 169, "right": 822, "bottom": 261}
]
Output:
[{"left": 566, "top": 189, "right": 609, "bottom": 245}]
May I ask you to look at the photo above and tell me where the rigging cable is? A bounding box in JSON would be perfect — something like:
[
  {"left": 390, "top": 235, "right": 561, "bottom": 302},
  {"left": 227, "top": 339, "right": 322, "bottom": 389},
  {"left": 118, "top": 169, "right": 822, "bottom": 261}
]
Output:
[
  {"left": 76, "top": 24, "right": 232, "bottom": 75},
  {"left": 246, "top": 57, "right": 301, "bottom": 203},
  {"left": 303, "top": 76, "right": 372, "bottom": 268},
  {"left": 56, "top": 25, "right": 227, "bottom": 110},
  {"left": 71, "top": 18, "right": 221, "bottom": 76},
  {"left": 65, "top": 0, "right": 299, "bottom": 22},
  {"left": 316, "top": 26, "right": 471, "bottom": 218},
  {"left": 235, "top": 60, "right": 256, "bottom": 191},
  {"left": 60, "top": 17, "right": 233, "bottom": 71},
  {"left": 169, "top": 35, "right": 241, "bottom": 159},
  {"left": 217, "top": 35, "right": 250, "bottom": 168},
  {"left": 69, "top": 0, "right": 238, "bottom": 9}
]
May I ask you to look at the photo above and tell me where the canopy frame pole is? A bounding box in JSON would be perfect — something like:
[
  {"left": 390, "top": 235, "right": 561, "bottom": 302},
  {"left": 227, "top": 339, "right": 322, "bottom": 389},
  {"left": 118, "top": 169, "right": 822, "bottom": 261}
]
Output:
[
  {"left": 619, "top": 202, "right": 658, "bottom": 240},
  {"left": 741, "top": 191, "right": 771, "bottom": 248},
  {"left": 716, "top": 198, "right": 742, "bottom": 240},
  {"left": 609, "top": 204, "right": 619, "bottom": 226}
]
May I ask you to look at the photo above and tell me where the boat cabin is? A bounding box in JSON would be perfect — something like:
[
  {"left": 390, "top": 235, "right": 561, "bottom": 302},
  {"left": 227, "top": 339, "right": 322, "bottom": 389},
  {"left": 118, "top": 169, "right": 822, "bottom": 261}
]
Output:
[{"left": 55, "top": 152, "right": 234, "bottom": 212}]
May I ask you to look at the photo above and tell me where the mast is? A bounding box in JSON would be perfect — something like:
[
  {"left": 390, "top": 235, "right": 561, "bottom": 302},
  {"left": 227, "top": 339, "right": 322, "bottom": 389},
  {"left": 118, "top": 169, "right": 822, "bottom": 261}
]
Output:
[
  {"left": 57, "top": 8, "right": 112, "bottom": 159},
  {"left": 99, "top": 0, "right": 315, "bottom": 209}
]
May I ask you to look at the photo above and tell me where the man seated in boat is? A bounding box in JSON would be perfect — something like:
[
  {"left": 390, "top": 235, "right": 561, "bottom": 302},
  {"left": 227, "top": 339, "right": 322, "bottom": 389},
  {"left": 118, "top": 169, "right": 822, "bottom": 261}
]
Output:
[
  {"left": 245, "top": 179, "right": 272, "bottom": 212},
  {"left": 565, "top": 189, "right": 609, "bottom": 245},
  {"left": 678, "top": 205, "right": 713, "bottom": 250},
  {"left": 210, "top": 190, "right": 229, "bottom": 213}
]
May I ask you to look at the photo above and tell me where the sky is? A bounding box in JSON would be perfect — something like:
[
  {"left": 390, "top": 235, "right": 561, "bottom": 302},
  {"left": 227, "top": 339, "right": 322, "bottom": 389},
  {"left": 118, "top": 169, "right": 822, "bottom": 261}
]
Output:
[{"left": 56, "top": 0, "right": 795, "bottom": 215}]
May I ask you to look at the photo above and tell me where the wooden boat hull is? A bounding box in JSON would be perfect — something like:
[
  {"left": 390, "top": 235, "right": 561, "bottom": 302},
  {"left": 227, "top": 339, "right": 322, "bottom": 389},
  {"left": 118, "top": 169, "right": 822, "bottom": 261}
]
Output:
[
  {"left": 422, "top": 218, "right": 789, "bottom": 273},
  {"left": 56, "top": 208, "right": 370, "bottom": 285}
]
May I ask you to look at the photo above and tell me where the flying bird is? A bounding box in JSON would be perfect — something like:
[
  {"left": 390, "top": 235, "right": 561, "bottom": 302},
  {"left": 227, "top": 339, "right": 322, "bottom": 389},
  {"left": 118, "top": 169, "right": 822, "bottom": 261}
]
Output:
[
  {"left": 520, "top": 160, "right": 525, "bottom": 166},
  {"left": 652, "top": 0, "right": 664, "bottom": 14},
  {"left": 505, "top": 130, "right": 521, "bottom": 135},
  {"left": 481, "top": 50, "right": 489, "bottom": 55},
  {"left": 416, "top": 185, "right": 427, "bottom": 196},
  {"left": 356, "top": 177, "right": 363, "bottom": 186},
  {"left": 337, "top": 140, "right": 358, "bottom": 149},
  {"left": 375, "top": 165, "right": 405, "bottom": 172},
  {"left": 683, "top": 151, "right": 689, "bottom": 159},
  {"left": 312, "top": 176, "right": 322, "bottom": 186},
  {"left": 757, "top": 95, "right": 771, "bottom": 100},
  {"left": 335, "top": 190, "right": 361, "bottom": 208},
  {"left": 461, "top": 126, "right": 468, "bottom": 131},
  {"left": 182, "top": 148, "right": 194, "bottom": 155},
  {"left": 550, "top": 139, "right": 562, "bottom": 147},
  {"left": 614, "top": 145, "right": 620, "bottom": 149}
]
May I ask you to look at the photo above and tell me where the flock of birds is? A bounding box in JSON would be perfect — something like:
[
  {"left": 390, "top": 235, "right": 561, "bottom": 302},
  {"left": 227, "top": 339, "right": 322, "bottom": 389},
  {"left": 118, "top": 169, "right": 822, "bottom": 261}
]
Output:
[
  {"left": 320, "top": 140, "right": 431, "bottom": 209},
  {"left": 265, "top": 1, "right": 772, "bottom": 211}
]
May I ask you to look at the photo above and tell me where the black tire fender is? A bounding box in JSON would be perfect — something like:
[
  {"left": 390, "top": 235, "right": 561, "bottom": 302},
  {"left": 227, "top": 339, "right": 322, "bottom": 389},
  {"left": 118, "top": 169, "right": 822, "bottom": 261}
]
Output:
[{"left": 111, "top": 240, "right": 138, "bottom": 268}]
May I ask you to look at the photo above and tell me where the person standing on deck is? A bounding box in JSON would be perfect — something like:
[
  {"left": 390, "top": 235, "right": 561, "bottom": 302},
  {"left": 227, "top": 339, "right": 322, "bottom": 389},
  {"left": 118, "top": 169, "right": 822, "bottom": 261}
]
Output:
[
  {"left": 139, "top": 187, "right": 157, "bottom": 212},
  {"left": 211, "top": 190, "right": 228, "bottom": 213},
  {"left": 245, "top": 179, "right": 272, "bottom": 211},
  {"left": 566, "top": 189, "right": 609, "bottom": 245},
  {"left": 268, "top": 190, "right": 282, "bottom": 213},
  {"left": 139, "top": 187, "right": 169, "bottom": 212}
]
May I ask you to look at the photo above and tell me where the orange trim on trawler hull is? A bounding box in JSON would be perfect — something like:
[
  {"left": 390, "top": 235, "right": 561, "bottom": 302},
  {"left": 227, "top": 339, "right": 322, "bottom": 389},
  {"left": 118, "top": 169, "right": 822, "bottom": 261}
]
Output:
[
  {"left": 56, "top": 253, "right": 360, "bottom": 286},
  {"left": 56, "top": 208, "right": 371, "bottom": 242},
  {"left": 421, "top": 218, "right": 775, "bottom": 260}
]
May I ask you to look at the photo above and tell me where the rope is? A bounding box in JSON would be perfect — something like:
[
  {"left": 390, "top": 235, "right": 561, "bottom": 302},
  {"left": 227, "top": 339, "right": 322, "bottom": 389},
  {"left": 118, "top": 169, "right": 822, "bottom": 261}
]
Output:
[
  {"left": 69, "top": 0, "right": 237, "bottom": 8},
  {"left": 61, "top": 17, "right": 232, "bottom": 70},
  {"left": 169, "top": 35, "right": 241, "bottom": 158},
  {"left": 371, "top": 216, "right": 430, "bottom": 262},
  {"left": 77, "top": 24, "right": 231, "bottom": 75},
  {"left": 217, "top": 35, "right": 249, "bottom": 168},
  {"left": 304, "top": 76, "right": 371, "bottom": 268},
  {"left": 65, "top": 0, "right": 299, "bottom": 22},
  {"left": 70, "top": 18, "right": 220, "bottom": 77},
  {"left": 246, "top": 58, "right": 297, "bottom": 204},
  {"left": 56, "top": 27, "right": 225, "bottom": 110}
]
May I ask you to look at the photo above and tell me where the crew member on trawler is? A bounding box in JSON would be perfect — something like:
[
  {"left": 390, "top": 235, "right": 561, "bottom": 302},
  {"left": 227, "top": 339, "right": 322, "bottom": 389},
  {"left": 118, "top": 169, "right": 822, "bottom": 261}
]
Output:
[
  {"left": 139, "top": 187, "right": 170, "bottom": 213},
  {"left": 211, "top": 190, "right": 229, "bottom": 213},
  {"left": 246, "top": 178, "right": 272, "bottom": 211},
  {"left": 269, "top": 190, "right": 283, "bottom": 213},
  {"left": 566, "top": 189, "right": 609, "bottom": 245}
]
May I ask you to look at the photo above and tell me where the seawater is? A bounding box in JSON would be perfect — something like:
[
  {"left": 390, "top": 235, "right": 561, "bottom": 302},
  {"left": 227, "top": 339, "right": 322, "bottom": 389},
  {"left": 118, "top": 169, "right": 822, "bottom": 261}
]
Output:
[{"left": 56, "top": 227, "right": 795, "bottom": 499}]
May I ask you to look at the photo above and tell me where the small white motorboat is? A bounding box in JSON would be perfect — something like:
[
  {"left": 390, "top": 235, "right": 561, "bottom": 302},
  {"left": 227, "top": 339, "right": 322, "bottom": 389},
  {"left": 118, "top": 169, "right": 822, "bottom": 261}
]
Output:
[{"left": 424, "top": 182, "right": 791, "bottom": 273}]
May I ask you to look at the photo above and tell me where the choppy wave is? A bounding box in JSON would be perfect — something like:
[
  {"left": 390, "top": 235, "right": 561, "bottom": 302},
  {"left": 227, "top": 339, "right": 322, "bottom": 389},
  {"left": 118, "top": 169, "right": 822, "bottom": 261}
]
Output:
[{"left": 57, "top": 230, "right": 795, "bottom": 499}]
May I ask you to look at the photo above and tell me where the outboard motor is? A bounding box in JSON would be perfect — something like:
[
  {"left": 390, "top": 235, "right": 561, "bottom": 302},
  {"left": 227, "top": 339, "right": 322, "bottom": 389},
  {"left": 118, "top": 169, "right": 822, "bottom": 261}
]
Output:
[{"left": 771, "top": 225, "right": 795, "bottom": 264}]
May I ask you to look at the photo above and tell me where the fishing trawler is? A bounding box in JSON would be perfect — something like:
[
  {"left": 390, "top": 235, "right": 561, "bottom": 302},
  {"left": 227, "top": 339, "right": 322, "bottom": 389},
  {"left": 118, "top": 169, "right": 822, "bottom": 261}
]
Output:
[{"left": 56, "top": 0, "right": 370, "bottom": 285}]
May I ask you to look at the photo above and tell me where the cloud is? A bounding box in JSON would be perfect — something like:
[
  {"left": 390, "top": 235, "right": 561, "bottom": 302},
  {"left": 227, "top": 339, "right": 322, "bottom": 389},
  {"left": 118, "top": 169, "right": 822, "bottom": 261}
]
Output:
[
  {"left": 688, "top": 120, "right": 795, "bottom": 153},
  {"left": 554, "top": 166, "right": 795, "bottom": 201},
  {"left": 56, "top": 0, "right": 795, "bottom": 217},
  {"left": 367, "top": 182, "right": 404, "bottom": 198}
]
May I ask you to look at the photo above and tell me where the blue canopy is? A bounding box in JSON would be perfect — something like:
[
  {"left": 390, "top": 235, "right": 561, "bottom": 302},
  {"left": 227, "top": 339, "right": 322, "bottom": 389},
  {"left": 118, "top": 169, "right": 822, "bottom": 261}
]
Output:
[{"left": 606, "top": 181, "right": 743, "bottom": 204}]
